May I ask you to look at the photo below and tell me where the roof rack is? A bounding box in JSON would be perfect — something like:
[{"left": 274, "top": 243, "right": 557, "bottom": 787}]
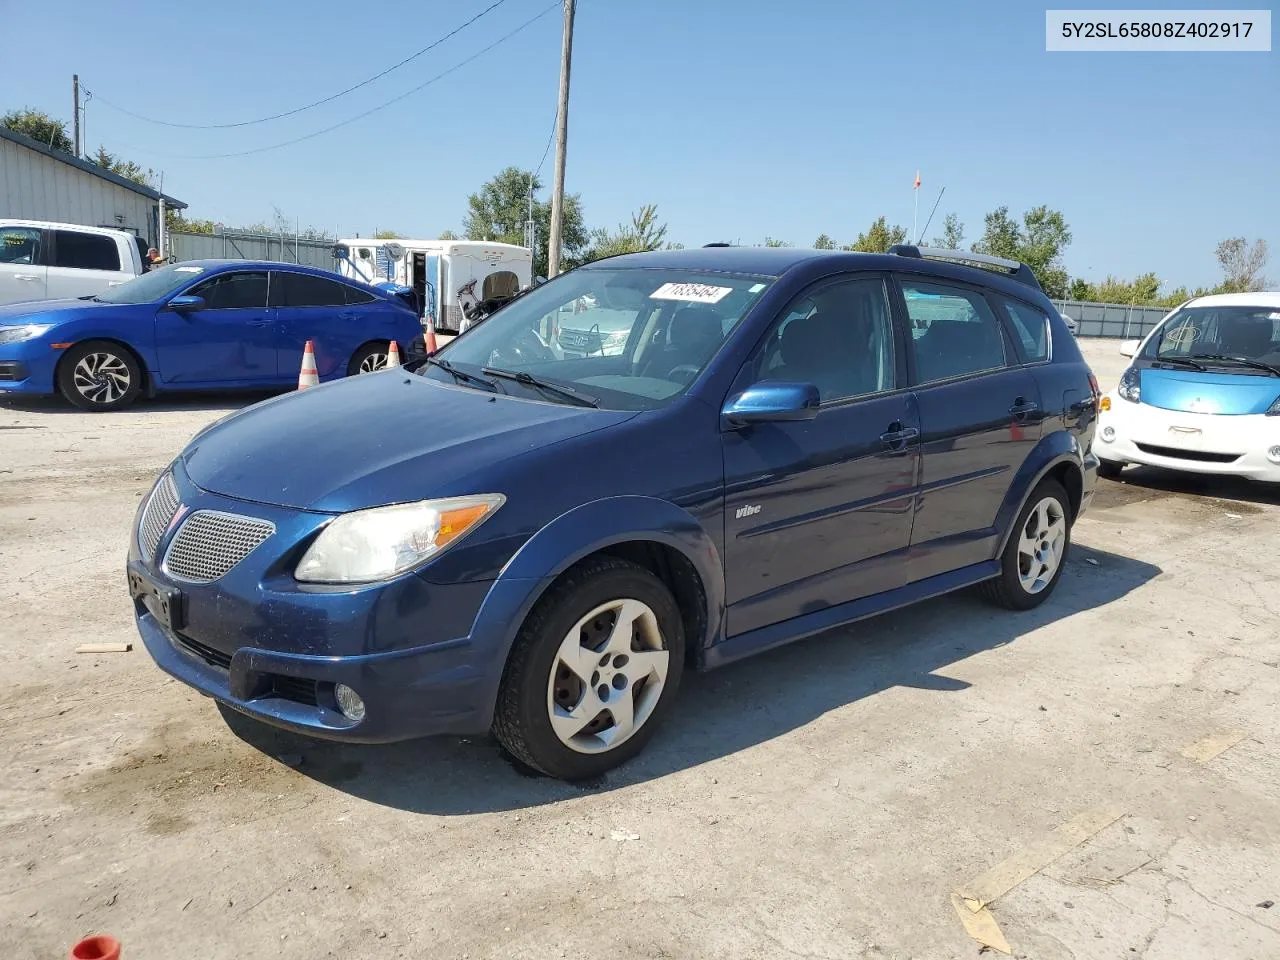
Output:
[{"left": 888, "top": 244, "right": 1042, "bottom": 291}]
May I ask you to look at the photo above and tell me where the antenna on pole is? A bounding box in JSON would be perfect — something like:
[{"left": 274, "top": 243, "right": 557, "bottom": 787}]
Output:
[{"left": 917, "top": 185, "right": 946, "bottom": 245}]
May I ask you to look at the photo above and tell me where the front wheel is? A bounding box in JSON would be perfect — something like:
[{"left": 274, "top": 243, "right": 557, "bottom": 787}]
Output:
[
  {"left": 57, "top": 341, "right": 142, "bottom": 411},
  {"left": 981, "top": 479, "right": 1072, "bottom": 611},
  {"left": 492, "top": 557, "right": 685, "bottom": 780}
]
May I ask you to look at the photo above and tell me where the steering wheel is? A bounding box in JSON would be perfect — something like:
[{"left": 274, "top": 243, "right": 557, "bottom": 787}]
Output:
[{"left": 487, "top": 327, "right": 556, "bottom": 367}]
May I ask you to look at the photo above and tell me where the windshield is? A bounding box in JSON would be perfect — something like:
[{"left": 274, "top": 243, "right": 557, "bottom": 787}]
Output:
[
  {"left": 1150, "top": 305, "right": 1280, "bottom": 367},
  {"left": 424, "top": 267, "right": 773, "bottom": 410},
  {"left": 95, "top": 263, "right": 207, "bottom": 304}
]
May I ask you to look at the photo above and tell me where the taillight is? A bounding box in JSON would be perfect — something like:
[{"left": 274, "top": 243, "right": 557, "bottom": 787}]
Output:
[{"left": 1087, "top": 372, "right": 1100, "bottom": 402}]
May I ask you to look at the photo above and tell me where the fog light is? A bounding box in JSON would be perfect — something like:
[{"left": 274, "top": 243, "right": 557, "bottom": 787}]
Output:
[
  {"left": 334, "top": 683, "right": 366, "bottom": 722},
  {"left": 1101, "top": 426, "right": 1116, "bottom": 442},
  {"left": 1268, "top": 445, "right": 1280, "bottom": 463}
]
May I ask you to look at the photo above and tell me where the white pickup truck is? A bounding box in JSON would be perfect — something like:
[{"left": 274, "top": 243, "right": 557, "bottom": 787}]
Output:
[{"left": 0, "top": 219, "right": 150, "bottom": 306}]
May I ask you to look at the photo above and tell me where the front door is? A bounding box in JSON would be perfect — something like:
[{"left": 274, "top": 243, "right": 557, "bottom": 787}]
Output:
[
  {"left": 723, "top": 275, "right": 920, "bottom": 638},
  {"left": 894, "top": 275, "right": 1043, "bottom": 581},
  {"left": 154, "top": 270, "right": 277, "bottom": 384}
]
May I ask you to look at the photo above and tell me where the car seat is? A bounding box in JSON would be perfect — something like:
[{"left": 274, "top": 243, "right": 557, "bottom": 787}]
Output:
[{"left": 640, "top": 306, "right": 724, "bottom": 382}]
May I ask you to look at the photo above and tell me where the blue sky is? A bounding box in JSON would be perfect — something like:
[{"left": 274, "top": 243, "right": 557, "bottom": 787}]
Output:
[{"left": 7, "top": 0, "right": 1278, "bottom": 290}]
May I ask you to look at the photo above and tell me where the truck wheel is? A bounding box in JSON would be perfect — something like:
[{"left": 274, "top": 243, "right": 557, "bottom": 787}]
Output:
[
  {"left": 348, "top": 342, "right": 392, "bottom": 376},
  {"left": 493, "top": 556, "right": 685, "bottom": 780},
  {"left": 57, "top": 341, "right": 143, "bottom": 411},
  {"left": 981, "top": 479, "right": 1072, "bottom": 611}
]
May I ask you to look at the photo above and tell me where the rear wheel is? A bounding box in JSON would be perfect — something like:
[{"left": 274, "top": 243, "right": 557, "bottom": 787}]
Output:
[
  {"left": 57, "top": 341, "right": 142, "bottom": 411},
  {"left": 981, "top": 479, "right": 1071, "bottom": 611},
  {"left": 493, "top": 557, "right": 685, "bottom": 780},
  {"left": 348, "top": 342, "right": 392, "bottom": 376}
]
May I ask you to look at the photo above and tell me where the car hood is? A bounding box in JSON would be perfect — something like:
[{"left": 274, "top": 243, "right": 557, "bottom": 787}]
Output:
[
  {"left": 1140, "top": 367, "right": 1280, "bottom": 415},
  {"left": 182, "top": 371, "right": 637, "bottom": 512},
  {"left": 0, "top": 298, "right": 114, "bottom": 324}
]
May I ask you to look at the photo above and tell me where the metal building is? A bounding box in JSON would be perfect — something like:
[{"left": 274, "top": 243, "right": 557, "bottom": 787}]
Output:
[{"left": 0, "top": 126, "right": 185, "bottom": 249}]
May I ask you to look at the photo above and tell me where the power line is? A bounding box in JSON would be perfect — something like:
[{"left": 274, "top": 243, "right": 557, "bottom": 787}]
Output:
[
  {"left": 91, "top": 0, "right": 513, "bottom": 130},
  {"left": 534, "top": 113, "right": 556, "bottom": 178},
  {"left": 141, "top": 3, "right": 560, "bottom": 161}
]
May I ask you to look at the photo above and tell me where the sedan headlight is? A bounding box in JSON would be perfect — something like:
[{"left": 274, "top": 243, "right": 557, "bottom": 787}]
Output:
[
  {"left": 295, "top": 494, "right": 505, "bottom": 584},
  {"left": 1117, "top": 367, "right": 1141, "bottom": 403},
  {"left": 0, "top": 323, "right": 55, "bottom": 345}
]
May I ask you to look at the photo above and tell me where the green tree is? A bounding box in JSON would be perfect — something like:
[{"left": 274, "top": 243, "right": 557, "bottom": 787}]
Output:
[
  {"left": 1068, "top": 278, "right": 1093, "bottom": 301},
  {"left": 374, "top": 230, "right": 403, "bottom": 239},
  {"left": 91, "top": 144, "right": 157, "bottom": 189},
  {"left": 931, "top": 213, "right": 964, "bottom": 250},
  {"left": 1214, "top": 237, "right": 1269, "bottom": 293},
  {"left": 2, "top": 108, "right": 73, "bottom": 153},
  {"left": 438, "top": 230, "right": 460, "bottom": 241},
  {"left": 973, "top": 205, "right": 1072, "bottom": 298},
  {"left": 845, "top": 216, "right": 908, "bottom": 253},
  {"left": 166, "top": 212, "right": 216, "bottom": 235},
  {"left": 462, "top": 167, "right": 586, "bottom": 278},
  {"left": 763, "top": 236, "right": 791, "bottom": 247},
  {"left": 582, "top": 204, "right": 669, "bottom": 263},
  {"left": 813, "top": 233, "right": 836, "bottom": 250}
]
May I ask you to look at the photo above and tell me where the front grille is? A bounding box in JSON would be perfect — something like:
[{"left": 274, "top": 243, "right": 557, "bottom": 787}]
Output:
[
  {"left": 138, "top": 473, "right": 180, "bottom": 562},
  {"left": 557, "top": 328, "right": 596, "bottom": 350},
  {"left": 270, "top": 675, "right": 319, "bottom": 706},
  {"left": 0, "top": 361, "right": 29, "bottom": 382},
  {"left": 175, "top": 634, "right": 231, "bottom": 670},
  {"left": 162, "top": 510, "right": 275, "bottom": 583},
  {"left": 1135, "top": 442, "right": 1241, "bottom": 464}
]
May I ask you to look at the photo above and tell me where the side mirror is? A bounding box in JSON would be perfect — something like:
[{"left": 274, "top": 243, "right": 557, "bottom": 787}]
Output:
[
  {"left": 1119, "top": 339, "right": 1139, "bottom": 358},
  {"left": 168, "top": 295, "right": 206, "bottom": 313},
  {"left": 722, "top": 381, "right": 821, "bottom": 427}
]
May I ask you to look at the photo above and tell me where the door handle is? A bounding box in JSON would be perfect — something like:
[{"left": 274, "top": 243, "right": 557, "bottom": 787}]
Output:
[
  {"left": 880, "top": 424, "right": 920, "bottom": 448},
  {"left": 15, "top": 274, "right": 40, "bottom": 281},
  {"left": 1009, "top": 397, "right": 1040, "bottom": 417}
]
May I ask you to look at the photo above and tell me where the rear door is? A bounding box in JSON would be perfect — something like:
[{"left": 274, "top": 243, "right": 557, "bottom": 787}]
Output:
[
  {"left": 47, "top": 230, "right": 130, "bottom": 300},
  {"left": 154, "top": 270, "right": 276, "bottom": 384},
  {"left": 722, "top": 274, "right": 920, "bottom": 636},
  {"left": 894, "top": 275, "right": 1042, "bottom": 581},
  {"left": 0, "top": 225, "right": 48, "bottom": 304},
  {"left": 270, "top": 271, "right": 366, "bottom": 380}
]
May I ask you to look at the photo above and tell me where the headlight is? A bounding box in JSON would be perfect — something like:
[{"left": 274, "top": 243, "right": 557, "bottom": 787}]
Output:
[
  {"left": 295, "top": 494, "right": 505, "bottom": 584},
  {"left": 1267, "top": 396, "right": 1280, "bottom": 417},
  {"left": 1117, "top": 367, "right": 1141, "bottom": 403},
  {"left": 0, "top": 323, "right": 55, "bottom": 345}
]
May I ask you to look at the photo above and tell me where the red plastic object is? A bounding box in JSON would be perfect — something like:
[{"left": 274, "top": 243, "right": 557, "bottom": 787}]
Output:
[{"left": 69, "top": 935, "right": 120, "bottom": 960}]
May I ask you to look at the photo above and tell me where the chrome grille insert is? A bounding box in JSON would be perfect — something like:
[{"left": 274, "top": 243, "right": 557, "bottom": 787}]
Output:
[
  {"left": 138, "top": 473, "right": 180, "bottom": 562},
  {"left": 162, "top": 511, "right": 275, "bottom": 583}
]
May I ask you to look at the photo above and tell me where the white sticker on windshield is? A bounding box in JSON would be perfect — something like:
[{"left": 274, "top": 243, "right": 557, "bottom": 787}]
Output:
[
  {"left": 650, "top": 282, "right": 732, "bottom": 303},
  {"left": 749, "top": 283, "right": 766, "bottom": 293},
  {"left": 175, "top": 266, "right": 203, "bottom": 273}
]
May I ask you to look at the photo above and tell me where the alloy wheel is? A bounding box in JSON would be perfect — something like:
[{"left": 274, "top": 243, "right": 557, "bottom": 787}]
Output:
[
  {"left": 1017, "top": 496, "right": 1067, "bottom": 594},
  {"left": 72, "top": 352, "right": 131, "bottom": 405},
  {"left": 357, "top": 352, "right": 389, "bottom": 373}
]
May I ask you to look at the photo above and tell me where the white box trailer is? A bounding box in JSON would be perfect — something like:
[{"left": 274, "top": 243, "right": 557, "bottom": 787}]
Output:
[{"left": 334, "top": 238, "right": 532, "bottom": 333}]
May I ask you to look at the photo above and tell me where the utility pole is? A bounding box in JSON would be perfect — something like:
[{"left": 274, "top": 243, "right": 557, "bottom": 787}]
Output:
[
  {"left": 72, "top": 75, "right": 81, "bottom": 157},
  {"left": 546, "top": 0, "right": 576, "bottom": 278}
]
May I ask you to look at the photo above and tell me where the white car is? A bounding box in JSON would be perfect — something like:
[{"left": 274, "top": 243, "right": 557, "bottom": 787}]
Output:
[
  {"left": 1095, "top": 292, "right": 1280, "bottom": 482},
  {"left": 0, "top": 219, "right": 149, "bottom": 305}
]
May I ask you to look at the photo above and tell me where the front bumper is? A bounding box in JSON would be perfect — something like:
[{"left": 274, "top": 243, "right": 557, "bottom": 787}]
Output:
[
  {"left": 0, "top": 342, "right": 56, "bottom": 396},
  {"left": 1096, "top": 392, "right": 1280, "bottom": 481},
  {"left": 130, "top": 460, "right": 550, "bottom": 742}
]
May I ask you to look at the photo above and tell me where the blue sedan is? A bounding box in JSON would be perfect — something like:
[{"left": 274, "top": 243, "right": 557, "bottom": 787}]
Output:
[
  {"left": 129, "top": 245, "right": 1098, "bottom": 780},
  {"left": 0, "top": 260, "right": 422, "bottom": 411}
]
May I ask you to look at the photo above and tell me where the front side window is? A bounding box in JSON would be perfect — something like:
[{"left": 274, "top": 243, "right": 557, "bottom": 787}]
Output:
[
  {"left": 190, "top": 271, "right": 269, "bottom": 310},
  {"left": 53, "top": 231, "right": 120, "bottom": 271},
  {"left": 998, "top": 296, "right": 1051, "bottom": 363},
  {"left": 0, "top": 227, "right": 41, "bottom": 265},
  {"left": 269, "top": 272, "right": 347, "bottom": 308},
  {"left": 1149, "top": 305, "right": 1280, "bottom": 366},
  {"left": 753, "top": 277, "right": 896, "bottom": 402},
  {"left": 424, "top": 268, "right": 773, "bottom": 411},
  {"left": 901, "top": 279, "right": 1007, "bottom": 384}
]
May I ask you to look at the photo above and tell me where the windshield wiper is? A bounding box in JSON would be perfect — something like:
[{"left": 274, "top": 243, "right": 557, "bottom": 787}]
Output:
[
  {"left": 1188, "top": 354, "right": 1280, "bottom": 376},
  {"left": 481, "top": 367, "right": 599, "bottom": 408},
  {"left": 425, "top": 356, "right": 498, "bottom": 391},
  {"left": 1155, "top": 356, "right": 1206, "bottom": 371}
]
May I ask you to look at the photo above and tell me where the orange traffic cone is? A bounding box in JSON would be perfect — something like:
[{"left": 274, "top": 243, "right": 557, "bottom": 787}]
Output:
[
  {"left": 424, "top": 321, "right": 438, "bottom": 355},
  {"left": 386, "top": 340, "right": 401, "bottom": 369},
  {"left": 297, "top": 340, "right": 319, "bottom": 390},
  {"left": 70, "top": 934, "right": 120, "bottom": 960}
]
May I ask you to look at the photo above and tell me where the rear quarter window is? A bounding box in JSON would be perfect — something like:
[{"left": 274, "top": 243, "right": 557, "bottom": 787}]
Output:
[{"left": 996, "top": 296, "right": 1051, "bottom": 363}]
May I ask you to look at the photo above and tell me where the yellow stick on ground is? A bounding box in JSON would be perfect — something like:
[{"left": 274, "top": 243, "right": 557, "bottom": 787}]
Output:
[
  {"left": 1181, "top": 730, "right": 1246, "bottom": 764},
  {"left": 957, "top": 804, "right": 1126, "bottom": 910},
  {"left": 951, "top": 891, "right": 1011, "bottom": 954}
]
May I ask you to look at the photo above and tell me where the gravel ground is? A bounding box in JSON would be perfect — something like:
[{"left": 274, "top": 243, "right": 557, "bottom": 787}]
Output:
[{"left": 1, "top": 339, "right": 1277, "bottom": 959}]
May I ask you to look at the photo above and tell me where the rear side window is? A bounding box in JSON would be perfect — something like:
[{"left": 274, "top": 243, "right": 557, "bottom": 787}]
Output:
[
  {"left": 900, "top": 279, "right": 1007, "bottom": 384},
  {"left": 189, "top": 272, "right": 268, "bottom": 310},
  {"left": 997, "top": 297, "right": 1051, "bottom": 363},
  {"left": 53, "top": 231, "right": 120, "bottom": 271},
  {"left": 269, "top": 272, "right": 347, "bottom": 307},
  {"left": 343, "top": 284, "right": 377, "bottom": 305},
  {"left": 0, "top": 227, "right": 42, "bottom": 265}
]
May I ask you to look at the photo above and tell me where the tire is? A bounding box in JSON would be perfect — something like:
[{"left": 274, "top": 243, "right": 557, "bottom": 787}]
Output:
[
  {"left": 492, "top": 556, "right": 686, "bottom": 780},
  {"left": 57, "top": 340, "right": 143, "bottom": 411},
  {"left": 347, "top": 341, "right": 392, "bottom": 376},
  {"left": 981, "top": 478, "right": 1072, "bottom": 611},
  {"left": 1096, "top": 458, "right": 1124, "bottom": 480}
]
